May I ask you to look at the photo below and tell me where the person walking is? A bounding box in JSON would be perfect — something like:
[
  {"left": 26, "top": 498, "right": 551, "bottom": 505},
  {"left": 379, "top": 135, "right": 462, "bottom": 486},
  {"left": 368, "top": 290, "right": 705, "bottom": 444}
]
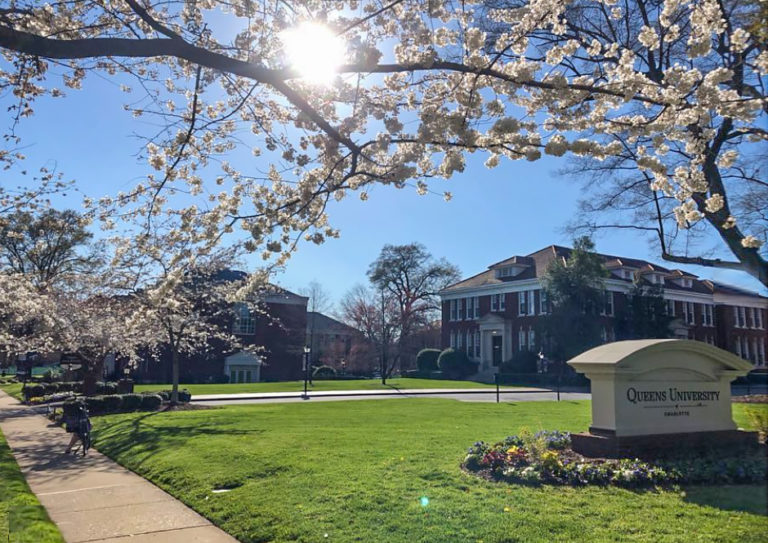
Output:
[{"left": 64, "top": 401, "right": 92, "bottom": 456}]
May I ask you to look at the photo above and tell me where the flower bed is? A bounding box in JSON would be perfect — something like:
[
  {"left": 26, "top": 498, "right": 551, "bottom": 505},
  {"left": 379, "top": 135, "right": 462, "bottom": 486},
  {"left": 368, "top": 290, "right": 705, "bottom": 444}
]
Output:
[{"left": 462, "top": 430, "right": 767, "bottom": 488}]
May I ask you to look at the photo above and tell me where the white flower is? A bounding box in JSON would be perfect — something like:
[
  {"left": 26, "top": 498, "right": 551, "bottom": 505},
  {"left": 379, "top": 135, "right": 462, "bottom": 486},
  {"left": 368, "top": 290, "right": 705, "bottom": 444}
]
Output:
[
  {"left": 741, "top": 236, "right": 762, "bottom": 249},
  {"left": 704, "top": 194, "right": 724, "bottom": 213},
  {"left": 638, "top": 26, "right": 659, "bottom": 50}
]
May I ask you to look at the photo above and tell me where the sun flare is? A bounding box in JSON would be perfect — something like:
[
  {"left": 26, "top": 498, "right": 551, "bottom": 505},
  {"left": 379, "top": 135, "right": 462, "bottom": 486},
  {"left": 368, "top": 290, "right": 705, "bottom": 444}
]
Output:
[{"left": 281, "top": 22, "right": 345, "bottom": 85}]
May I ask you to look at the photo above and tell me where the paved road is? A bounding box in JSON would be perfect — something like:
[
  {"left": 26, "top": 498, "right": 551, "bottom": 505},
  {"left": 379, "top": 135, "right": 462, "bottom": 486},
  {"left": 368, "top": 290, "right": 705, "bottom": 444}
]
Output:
[{"left": 195, "top": 389, "right": 592, "bottom": 406}]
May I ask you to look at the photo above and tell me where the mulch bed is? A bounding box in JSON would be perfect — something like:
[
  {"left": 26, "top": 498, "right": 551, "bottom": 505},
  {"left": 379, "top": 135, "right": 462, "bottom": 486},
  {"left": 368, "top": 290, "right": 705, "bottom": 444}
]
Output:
[
  {"left": 161, "top": 403, "right": 216, "bottom": 411},
  {"left": 732, "top": 395, "right": 768, "bottom": 404}
]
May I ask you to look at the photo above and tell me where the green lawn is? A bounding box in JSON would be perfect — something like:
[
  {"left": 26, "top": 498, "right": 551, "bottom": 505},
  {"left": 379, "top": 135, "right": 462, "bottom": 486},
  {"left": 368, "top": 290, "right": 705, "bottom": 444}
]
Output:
[
  {"left": 91, "top": 400, "right": 768, "bottom": 543},
  {"left": 0, "top": 383, "right": 24, "bottom": 402},
  {"left": 135, "top": 377, "right": 500, "bottom": 396},
  {"left": 0, "top": 430, "right": 64, "bottom": 543}
]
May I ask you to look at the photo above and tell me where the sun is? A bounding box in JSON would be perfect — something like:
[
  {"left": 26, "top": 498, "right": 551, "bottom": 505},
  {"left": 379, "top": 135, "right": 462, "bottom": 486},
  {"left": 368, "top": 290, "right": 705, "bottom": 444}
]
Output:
[{"left": 281, "top": 22, "right": 345, "bottom": 85}]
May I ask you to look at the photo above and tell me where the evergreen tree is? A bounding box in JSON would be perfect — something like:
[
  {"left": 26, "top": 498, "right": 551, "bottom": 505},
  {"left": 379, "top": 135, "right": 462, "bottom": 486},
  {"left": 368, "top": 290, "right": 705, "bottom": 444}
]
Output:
[
  {"left": 616, "top": 282, "right": 674, "bottom": 340},
  {"left": 540, "top": 237, "right": 607, "bottom": 364}
]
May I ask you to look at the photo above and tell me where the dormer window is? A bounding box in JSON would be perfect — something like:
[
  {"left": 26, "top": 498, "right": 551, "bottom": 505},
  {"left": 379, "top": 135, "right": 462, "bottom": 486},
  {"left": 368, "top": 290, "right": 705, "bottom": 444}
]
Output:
[{"left": 495, "top": 265, "right": 525, "bottom": 279}]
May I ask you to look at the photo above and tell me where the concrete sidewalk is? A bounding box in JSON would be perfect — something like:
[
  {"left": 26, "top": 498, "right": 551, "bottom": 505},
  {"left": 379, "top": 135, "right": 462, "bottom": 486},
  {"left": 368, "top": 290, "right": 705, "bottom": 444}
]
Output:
[{"left": 0, "top": 391, "right": 238, "bottom": 543}]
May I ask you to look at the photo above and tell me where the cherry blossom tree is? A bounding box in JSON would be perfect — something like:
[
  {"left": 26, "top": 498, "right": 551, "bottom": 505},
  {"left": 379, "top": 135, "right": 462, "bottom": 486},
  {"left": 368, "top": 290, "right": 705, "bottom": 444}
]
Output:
[
  {"left": 116, "top": 235, "right": 263, "bottom": 404},
  {"left": 0, "top": 272, "right": 56, "bottom": 364},
  {"left": 0, "top": 1, "right": 765, "bottom": 285},
  {"left": 51, "top": 276, "right": 150, "bottom": 395}
]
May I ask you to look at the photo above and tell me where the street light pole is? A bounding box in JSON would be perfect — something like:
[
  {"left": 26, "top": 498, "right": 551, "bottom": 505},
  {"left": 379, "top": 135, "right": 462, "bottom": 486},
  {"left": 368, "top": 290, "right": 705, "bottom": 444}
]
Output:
[{"left": 302, "top": 346, "right": 311, "bottom": 400}]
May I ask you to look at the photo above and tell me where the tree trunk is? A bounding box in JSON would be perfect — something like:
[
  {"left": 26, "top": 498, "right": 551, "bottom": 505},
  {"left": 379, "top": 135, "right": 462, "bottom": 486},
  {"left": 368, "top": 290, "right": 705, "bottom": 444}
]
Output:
[
  {"left": 82, "top": 355, "right": 104, "bottom": 396},
  {"left": 171, "top": 349, "right": 179, "bottom": 405}
]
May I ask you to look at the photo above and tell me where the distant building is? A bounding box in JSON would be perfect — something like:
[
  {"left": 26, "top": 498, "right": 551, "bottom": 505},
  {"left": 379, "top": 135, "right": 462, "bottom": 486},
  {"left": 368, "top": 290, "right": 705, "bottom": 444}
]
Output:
[
  {"left": 135, "top": 276, "right": 308, "bottom": 383},
  {"left": 439, "top": 245, "right": 767, "bottom": 374},
  {"left": 306, "top": 312, "right": 361, "bottom": 368}
]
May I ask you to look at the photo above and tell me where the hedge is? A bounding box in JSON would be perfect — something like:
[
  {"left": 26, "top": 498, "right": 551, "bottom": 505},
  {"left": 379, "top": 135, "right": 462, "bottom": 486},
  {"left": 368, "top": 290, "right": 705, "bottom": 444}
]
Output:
[
  {"left": 69, "top": 393, "right": 165, "bottom": 415},
  {"left": 312, "top": 365, "right": 337, "bottom": 379},
  {"left": 143, "top": 389, "right": 192, "bottom": 403},
  {"left": 416, "top": 349, "right": 441, "bottom": 372},
  {"left": 22, "top": 380, "right": 123, "bottom": 399},
  {"left": 437, "top": 348, "right": 479, "bottom": 379}
]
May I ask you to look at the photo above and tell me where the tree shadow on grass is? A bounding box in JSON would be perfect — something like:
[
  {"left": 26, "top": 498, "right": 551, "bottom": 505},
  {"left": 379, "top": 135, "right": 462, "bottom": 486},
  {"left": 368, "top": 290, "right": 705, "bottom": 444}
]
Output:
[
  {"left": 682, "top": 485, "right": 768, "bottom": 515},
  {"left": 92, "top": 410, "right": 265, "bottom": 469}
]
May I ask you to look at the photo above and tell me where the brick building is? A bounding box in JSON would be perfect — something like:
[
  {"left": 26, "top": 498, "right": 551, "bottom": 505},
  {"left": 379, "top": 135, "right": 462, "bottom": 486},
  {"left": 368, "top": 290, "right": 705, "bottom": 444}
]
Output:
[
  {"left": 135, "top": 277, "right": 308, "bottom": 384},
  {"left": 439, "top": 245, "right": 767, "bottom": 375}
]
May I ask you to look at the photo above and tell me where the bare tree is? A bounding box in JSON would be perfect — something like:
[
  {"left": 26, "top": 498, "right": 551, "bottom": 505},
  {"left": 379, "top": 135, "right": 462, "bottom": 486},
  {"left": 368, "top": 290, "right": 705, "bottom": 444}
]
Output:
[
  {"left": 368, "top": 243, "right": 460, "bottom": 372},
  {"left": 301, "top": 280, "right": 334, "bottom": 364},
  {"left": 339, "top": 284, "right": 400, "bottom": 384}
]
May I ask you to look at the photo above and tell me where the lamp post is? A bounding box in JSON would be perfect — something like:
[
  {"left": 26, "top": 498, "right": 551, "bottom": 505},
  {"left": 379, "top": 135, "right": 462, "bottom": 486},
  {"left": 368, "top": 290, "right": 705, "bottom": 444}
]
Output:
[{"left": 302, "top": 346, "right": 311, "bottom": 399}]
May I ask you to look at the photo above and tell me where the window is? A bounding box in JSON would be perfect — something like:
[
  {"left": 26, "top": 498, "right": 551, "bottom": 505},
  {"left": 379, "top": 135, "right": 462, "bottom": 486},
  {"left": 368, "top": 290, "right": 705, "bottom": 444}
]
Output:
[
  {"left": 601, "top": 326, "right": 607, "bottom": 343},
  {"left": 665, "top": 299, "right": 676, "bottom": 317},
  {"left": 528, "top": 328, "right": 535, "bottom": 350},
  {"left": 233, "top": 304, "right": 256, "bottom": 335},
  {"left": 456, "top": 332, "right": 463, "bottom": 348},
  {"left": 684, "top": 302, "right": 695, "bottom": 325},
  {"left": 528, "top": 290, "right": 535, "bottom": 315},
  {"left": 466, "top": 332, "right": 473, "bottom": 357},
  {"left": 449, "top": 331, "right": 456, "bottom": 348},
  {"left": 757, "top": 309, "right": 764, "bottom": 329},
  {"left": 748, "top": 307, "right": 755, "bottom": 328},
  {"left": 703, "top": 305, "right": 714, "bottom": 327},
  {"left": 475, "top": 331, "right": 481, "bottom": 358},
  {"left": 752, "top": 338, "right": 759, "bottom": 364},
  {"left": 449, "top": 300, "right": 457, "bottom": 321},
  {"left": 742, "top": 336, "right": 750, "bottom": 361},
  {"left": 473, "top": 297, "right": 480, "bottom": 319},
  {"left": 458, "top": 298, "right": 465, "bottom": 321},
  {"left": 758, "top": 341, "right": 766, "bottom": 367},
  {"left": 735, "top": 337, "right": 742, "bottom": 357},
  {"left": 540, "top": 290, "right": 550, "bottom": 314},
  {"left": 519, "top": 291, "right": 528, "bottom": 316},
  {"left": 499, "top": 293, "right": 506, "bottom": 311},
  {"left": 738, "top": 306, "right": 746, "bottom": 328},
  {"left": 601, "top": 291, "right": 614, "bottom": 316},
  {"left": 490, "top": 295, "right": 497, "bottom": 312},
  {"left": 518, "top": 327, "right": 526, "bottom": 351},
  {"left": 465, "top": 297, "right": 473, "bottom": 321}
]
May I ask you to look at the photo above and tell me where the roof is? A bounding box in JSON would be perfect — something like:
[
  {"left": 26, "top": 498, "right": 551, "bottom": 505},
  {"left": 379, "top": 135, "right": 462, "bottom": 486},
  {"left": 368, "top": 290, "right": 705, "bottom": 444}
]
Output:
[
  {"left": 307, "top": 312, "right": 360, "bottom": 334},
  {"left": 214, "top": 269, "right": 307, "bottom": 304},
  {"left": 440, "top": 245, "right": 766, "bottom": 299}
]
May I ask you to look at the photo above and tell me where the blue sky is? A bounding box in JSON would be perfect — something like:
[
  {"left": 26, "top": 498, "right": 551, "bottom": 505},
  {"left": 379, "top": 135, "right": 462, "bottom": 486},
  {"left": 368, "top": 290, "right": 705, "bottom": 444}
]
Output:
[{"left": 9, "top": 71, "right": 766, "bottom": 308}]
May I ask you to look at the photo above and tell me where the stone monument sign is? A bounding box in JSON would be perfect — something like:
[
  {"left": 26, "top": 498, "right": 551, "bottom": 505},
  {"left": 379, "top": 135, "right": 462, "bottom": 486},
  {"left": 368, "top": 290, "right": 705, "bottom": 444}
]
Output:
[{"left": 568, "top": 339, "right": 756, "bottom": 457}]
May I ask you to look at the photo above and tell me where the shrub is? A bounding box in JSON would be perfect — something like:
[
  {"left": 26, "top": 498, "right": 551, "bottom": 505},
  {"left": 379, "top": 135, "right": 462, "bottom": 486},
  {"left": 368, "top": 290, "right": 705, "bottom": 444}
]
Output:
[
  {"left": 141, "top": 394, "right": 163, "bottom": 410},
  {"left": 121, "top": 393, "right": 144, "bottom": 411},
  {"left": 147, "top": 390, "right": 170, "bottom": 401},
  {"left": 85, "top": 396, "right": 106, "bottom": 414},
  {"left": 416, "top": 349, "right": 441, "bottom": 372},
  {"left": 501, "top": 351, "right": 540, "bottom": 374},
  {"left": 101, "top": 394, "right": 123, "bottom": 413},
  {"left": 437, "top": 348, "right": 478, "bottom": 379},
  {"left": 23, "top": 383, "right": 46, "bottom": 398},
  {"left": 313, "top": 365, "right": 337, "bottom": 379},
  {"left": 97, "top": 381, "right": 118, "bottom": 395}
]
